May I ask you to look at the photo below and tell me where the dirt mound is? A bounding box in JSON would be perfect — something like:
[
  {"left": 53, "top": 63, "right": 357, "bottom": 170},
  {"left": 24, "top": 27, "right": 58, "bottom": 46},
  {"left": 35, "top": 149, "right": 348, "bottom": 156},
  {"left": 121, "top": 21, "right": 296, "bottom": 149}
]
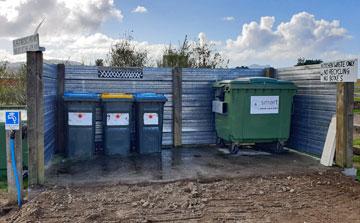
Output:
[{"left": 2, "top": 170, "right": 360, "bottom": 222}]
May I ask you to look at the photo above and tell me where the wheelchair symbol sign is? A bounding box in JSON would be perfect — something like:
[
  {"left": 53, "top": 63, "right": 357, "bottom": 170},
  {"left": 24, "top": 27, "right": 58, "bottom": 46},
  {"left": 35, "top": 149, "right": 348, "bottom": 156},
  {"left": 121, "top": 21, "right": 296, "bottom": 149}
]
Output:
[{"left": 5, "top": 111, "right": 20, "bottom": 130}]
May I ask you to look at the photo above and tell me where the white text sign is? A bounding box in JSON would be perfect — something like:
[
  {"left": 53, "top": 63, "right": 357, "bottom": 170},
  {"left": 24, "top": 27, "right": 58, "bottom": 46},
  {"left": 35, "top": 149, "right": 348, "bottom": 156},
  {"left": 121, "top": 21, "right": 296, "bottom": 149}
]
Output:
[
  {"left": 68, "top": 112, "right": 92, "bottom": 126},
  {"left": 320, "top": 59, "right": 358, "bottom": 82},
  {"left": 106, "top": 113, "right": 129, "bottom": 126},
  {"left": 144, "top": 113, "right": 159, "bottom": 125},
  {"left": 13, "top": 34, "right": 40, "bottom": 55},
  {"left": 250, "top": 96, "right": 279, "bottom": 114}
]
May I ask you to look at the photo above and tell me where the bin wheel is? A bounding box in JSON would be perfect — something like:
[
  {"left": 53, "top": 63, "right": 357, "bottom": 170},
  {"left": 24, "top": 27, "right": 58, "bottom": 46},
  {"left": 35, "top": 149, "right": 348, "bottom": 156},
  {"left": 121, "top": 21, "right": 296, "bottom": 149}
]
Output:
[
  {"left": 271, "top": 142, "right": 286, "bottom": 154},
  {"left": 216, "top": 137, "right": 226, "bottom": 147},
  {"left": 230, "top": 144, "right": 239, "bottom": 154}
]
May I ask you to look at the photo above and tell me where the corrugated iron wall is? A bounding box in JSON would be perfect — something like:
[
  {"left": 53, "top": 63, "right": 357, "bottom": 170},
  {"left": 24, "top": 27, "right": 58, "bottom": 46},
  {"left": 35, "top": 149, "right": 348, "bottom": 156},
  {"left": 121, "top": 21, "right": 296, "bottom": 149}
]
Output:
[
  {"left": 64, "top": 66, "right": 265, "bottom": 146},
  {"left": 181, "top": 68, "right": 264, "bottom": 144},
  {"left": 275, "top": 64, "right": 337, "bottom": 156},
  {"left": 43, "top": 63, "right": 58, "bottom": 163}
]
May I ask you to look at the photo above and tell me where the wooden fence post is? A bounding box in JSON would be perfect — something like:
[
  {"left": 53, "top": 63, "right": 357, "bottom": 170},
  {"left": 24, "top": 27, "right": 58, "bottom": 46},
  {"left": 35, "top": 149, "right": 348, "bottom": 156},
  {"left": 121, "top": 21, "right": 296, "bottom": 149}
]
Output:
[
  {"left": 336, "top": 82, "right": 354, "bottom": 167},
  {"left": 264, "top": 67, "right": 275, "bottom": 78},
  {"left": 57, "top": 64, "right": 65, "bottom": 154},
  {"left": 172, "top": 67, "right": 182, "bottom": 147},
  {"left": 26, "top": 51, "right": 44, "bottom": 185},
  {"left": 5, "top": 122, "right": 23, "bottom": 204}
]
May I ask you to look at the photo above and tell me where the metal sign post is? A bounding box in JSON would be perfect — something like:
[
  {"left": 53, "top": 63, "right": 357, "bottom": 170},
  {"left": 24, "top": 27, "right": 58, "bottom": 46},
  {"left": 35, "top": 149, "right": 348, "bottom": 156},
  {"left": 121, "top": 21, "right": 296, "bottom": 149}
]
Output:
[{"left": 4, "top": 111, "right": 23, "bottom": 207}]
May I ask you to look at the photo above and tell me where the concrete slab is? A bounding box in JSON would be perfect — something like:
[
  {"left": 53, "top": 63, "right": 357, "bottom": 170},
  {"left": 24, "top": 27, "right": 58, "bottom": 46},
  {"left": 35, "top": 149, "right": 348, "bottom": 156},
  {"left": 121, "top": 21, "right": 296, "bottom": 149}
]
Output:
[{"left": 45, "top": 146, "right": 327, "bottom": 186}]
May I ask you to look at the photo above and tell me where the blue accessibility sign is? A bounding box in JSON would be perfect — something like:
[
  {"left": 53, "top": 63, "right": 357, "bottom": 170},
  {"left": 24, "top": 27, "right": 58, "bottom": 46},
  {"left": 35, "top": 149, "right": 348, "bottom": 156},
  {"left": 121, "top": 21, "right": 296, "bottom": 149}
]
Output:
[{"left": 5, "top": 111, "right": 20, "bottom": 130}]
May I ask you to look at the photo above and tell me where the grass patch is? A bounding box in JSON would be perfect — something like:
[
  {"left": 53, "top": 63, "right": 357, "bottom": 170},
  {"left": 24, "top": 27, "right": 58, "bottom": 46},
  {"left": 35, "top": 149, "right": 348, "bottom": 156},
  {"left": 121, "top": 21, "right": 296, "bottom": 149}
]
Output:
[
  {"left": 355, "top": 97, "right": 360, "bottom": 102},
  {"left": 0, "top": 174, "right": 28, "bottom": 191},
  {"left": 0, "top": 181, "right": 7, "bottom": 191},
  {"left": 353, "top": 138, "right": 360, "bottom": 146},
  {"left": 355, "top": 109, "right": 360, "bottom": 114},
  {"left": 353, "top": 155, "right": 360, "bottom": 163}
]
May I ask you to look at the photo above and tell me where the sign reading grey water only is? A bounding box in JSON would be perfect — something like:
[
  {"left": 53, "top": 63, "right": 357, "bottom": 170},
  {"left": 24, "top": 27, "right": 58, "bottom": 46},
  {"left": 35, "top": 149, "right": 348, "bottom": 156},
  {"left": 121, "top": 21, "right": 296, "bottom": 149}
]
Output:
[
  {"left": 320, "top": 59, "right": 358, "bottom": 82},
  {"left": 13, "top": 34, "right": 40, "bottom": 55}
]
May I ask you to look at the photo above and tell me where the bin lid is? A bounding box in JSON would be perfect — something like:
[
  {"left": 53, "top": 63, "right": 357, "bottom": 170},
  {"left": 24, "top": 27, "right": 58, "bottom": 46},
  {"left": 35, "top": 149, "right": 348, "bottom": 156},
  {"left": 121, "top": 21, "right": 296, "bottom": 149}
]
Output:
[
  {"left": 134, "top": 93, "right": 167, "bottom": 102},
  {"left": 63, "top": 92, "right": 100, "bottom": 101},
  {"left": 101, "top": 93, "right": 133, "bottom": 99},
  {"left": 213, "top": 77, "right": 297, "bottom": 90}
]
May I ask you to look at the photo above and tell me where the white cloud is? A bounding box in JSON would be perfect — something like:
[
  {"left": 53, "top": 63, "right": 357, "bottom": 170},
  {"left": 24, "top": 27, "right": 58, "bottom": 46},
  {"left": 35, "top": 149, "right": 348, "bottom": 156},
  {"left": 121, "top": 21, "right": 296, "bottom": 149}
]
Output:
[
  {"left": 132, "top": 6, "right": 147, "bottom": 14},
  {"left": 0, "top": 0, "right": 162, "bottom": 65},
  {"left": 0, "top": 0, "right": 123, "bottom": 38},
  {"left": 0, "top": 7, "right": 354, "bottom": 68},
  {"left": 224, "top": 12, "right": 350, "bottom": 67},
  {"left": 0, "top": 33, "right": 166, "bottom": 65},
  {"left": 222, "top": 16, "right": 235, "bottom": 21}
]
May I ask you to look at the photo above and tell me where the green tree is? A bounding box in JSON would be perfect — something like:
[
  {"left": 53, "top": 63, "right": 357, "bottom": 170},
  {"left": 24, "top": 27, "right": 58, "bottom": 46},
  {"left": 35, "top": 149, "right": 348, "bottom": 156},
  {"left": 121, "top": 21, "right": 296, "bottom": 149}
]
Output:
[
  {"left": 158, "top": 36, "right": 192, "bottom": 67},
  {"left": 108, "top": 34, "right": 148, "bottom": 67},
  {"left": 296, "top": 57, "right": 323, "bottom": 66},
  {"left": 190, "top": 39, "right": 228, "bottom": 68},
  {"left": 0, "top": 62, "right": 26, "bottom": 105},
  {"left": 158, "top": 35, "right": 228, "bottom": 68},
  {"left": 95, "top": 59, "right": 104, "bottom": 66}
]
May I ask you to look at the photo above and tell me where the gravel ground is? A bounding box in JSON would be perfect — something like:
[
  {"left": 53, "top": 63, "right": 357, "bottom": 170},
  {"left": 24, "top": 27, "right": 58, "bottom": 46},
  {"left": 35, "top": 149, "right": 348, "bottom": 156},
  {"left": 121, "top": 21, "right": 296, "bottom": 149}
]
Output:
[{"left": 1, "top": 169, "right": 359, "bottom": 223}]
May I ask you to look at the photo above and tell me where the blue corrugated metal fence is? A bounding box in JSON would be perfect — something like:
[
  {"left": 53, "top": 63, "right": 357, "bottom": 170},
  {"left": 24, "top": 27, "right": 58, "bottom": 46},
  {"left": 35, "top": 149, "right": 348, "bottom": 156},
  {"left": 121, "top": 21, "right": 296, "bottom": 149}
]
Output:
[
  {"left": 43, "top": 63, "right": 58, "bottom": 163},
  {"left": 275, "top": 64, "right": 337, "bottom": 156}
]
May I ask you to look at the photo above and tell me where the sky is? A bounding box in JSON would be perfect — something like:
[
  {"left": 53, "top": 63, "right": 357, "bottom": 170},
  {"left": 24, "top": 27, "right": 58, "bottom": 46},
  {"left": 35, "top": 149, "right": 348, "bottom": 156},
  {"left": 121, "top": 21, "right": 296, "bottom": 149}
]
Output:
[{"left": 0, "top": 0, "right": 359, "bottom": 67}]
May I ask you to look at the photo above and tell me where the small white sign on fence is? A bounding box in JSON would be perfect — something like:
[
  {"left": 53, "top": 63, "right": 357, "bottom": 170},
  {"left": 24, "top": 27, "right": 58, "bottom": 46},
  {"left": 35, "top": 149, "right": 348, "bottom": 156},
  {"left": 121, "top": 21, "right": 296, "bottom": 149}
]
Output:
[
  {"left": 320, "top": 59, "right": 358, "bottom": 82},
  {"left": 12, "top": 34, "right": 40, "bottom": 55}
]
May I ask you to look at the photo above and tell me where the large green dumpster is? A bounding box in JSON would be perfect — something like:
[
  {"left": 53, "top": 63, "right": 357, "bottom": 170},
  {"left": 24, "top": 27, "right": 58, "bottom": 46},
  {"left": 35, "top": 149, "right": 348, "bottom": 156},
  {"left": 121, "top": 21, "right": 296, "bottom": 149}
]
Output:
[
  {"left": 213, "top": 77, "right": 297, "bottom": 153},
  {"left": 134, "top": 93, "right": 167, "bottom": 154}
]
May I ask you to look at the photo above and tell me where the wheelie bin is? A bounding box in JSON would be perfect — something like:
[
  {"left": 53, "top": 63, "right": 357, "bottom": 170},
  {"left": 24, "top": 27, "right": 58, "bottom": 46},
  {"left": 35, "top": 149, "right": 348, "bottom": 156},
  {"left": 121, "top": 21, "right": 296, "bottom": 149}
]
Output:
[
  {"left": 134, "top": 93, "right": 167, "bottom": 154},
  {"left": 63, "top": 92, "right": 99, "bottom": 159},
  {"left": 101, "top": 93, "right": 134, "bottom": 156},
  {"left": 213, "top": 77, "right": 297, "bottom": 153}
]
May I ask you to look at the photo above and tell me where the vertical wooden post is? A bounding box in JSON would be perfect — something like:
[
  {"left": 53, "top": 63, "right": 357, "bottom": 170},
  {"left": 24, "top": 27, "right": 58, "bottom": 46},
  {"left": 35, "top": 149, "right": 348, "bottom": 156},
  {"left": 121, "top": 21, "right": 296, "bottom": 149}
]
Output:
[
  {"left": 336, "top": 82, "right": 354, "bottom": 167},
  {"left": 26, "top": 51, "right": 44, "bottom": 185},
  {"left": 6, "top": 122, "right": 23, "bottom": 204},
  {"left": 57, "top": 64, "right": 65, "bottom": 154},
  {"left": 172, "top": 67, "right": 182, "bottom": 147},
  {"left": 264, "top": 67, "right": 275, "bottom": 78}
]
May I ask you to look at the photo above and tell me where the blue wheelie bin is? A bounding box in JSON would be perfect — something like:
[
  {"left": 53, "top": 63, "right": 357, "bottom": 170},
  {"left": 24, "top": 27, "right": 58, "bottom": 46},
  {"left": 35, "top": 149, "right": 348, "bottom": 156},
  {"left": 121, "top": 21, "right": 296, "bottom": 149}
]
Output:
[
  {"left": 134, "top": 93, "right": 167, "bottom": 154},
  {"left": 63, "top": 92, "right": 100, "bottom": 159}
]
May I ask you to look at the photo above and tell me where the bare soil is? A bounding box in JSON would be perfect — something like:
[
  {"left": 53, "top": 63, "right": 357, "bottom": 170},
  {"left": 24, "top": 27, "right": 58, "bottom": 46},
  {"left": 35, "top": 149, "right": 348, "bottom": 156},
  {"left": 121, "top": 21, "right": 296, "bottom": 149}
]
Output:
[{"left": 1, "top": 170, "right": 360, "bottom": 223}]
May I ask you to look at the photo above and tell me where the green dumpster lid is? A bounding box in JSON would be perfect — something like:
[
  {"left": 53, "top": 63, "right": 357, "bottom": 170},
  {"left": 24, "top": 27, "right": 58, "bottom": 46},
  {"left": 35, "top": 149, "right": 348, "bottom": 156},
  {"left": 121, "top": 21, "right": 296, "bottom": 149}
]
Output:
[{"left": 213, "top": 77, "right": 297, "bottom": 90}]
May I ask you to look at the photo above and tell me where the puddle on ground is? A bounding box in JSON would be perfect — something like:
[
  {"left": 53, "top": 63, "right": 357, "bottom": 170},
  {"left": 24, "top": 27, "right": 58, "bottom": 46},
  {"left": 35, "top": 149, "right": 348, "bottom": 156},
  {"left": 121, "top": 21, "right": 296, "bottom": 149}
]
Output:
[{"left": 48, "top": 147, "right": 292, "bottom": 184}]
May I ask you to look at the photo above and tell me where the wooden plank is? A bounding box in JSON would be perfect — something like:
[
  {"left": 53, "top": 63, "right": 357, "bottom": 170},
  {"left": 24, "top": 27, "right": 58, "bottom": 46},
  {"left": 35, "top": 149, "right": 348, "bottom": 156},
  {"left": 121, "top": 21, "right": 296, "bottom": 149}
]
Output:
[
  {"left": 264, "top": 67, "right": 275, "bottom": 78},
  {"left": 26, "top": 51, "right": 44, "bottom": 185},
  {"left": 36, "top": 52, "right": 44, "bottom": 184},
  {"left": 320, "top": 115, "right": 336, "bottom": 166},
  {"left": 346, "top": 82, "right": 354, "bottom": 167},
  {"left": 57, "top": 64, "right": 65, "bottom": 154},
  {"left": 335, "top": 82, "right": 354, "bottom": 167},
  {"left": 172, "top": 67, "right": 182, "bottom": 147},
  {"left": 26, "top": 52, "right": 38, "bottom": 186},
  {"left": 5, "top": 122, "right": 23, "bottom": 204}
]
